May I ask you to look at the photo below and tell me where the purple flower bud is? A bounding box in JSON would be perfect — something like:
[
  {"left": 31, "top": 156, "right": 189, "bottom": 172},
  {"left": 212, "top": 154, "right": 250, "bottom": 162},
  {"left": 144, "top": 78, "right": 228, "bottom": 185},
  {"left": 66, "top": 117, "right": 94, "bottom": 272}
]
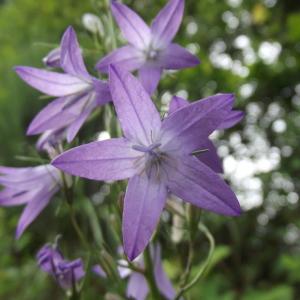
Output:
[{"left": 37, "top": 244, "right": 85, "bottom": 290}]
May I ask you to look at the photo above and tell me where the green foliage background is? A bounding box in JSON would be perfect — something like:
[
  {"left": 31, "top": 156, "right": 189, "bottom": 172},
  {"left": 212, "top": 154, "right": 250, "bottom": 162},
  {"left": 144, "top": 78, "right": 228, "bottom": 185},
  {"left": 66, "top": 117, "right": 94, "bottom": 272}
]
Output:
[{"left": 0, "top": 0, "right": 300, "bottom": 299}]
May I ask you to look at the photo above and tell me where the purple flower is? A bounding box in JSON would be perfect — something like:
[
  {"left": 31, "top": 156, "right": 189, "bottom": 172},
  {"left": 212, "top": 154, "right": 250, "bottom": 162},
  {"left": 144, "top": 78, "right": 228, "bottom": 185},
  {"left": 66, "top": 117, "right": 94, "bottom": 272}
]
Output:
[
  {"left": 15, "top": 26, "right": 111, "bottom": 143},
  {"left": 168, "top": 96, "right": 244, "bottom": 173},
  {"left": 37, "top": 243, "right": 85, "bottom": 289},
  {"left": 94, "top": 245, "right": 175, "bottom": 300},
  {"left": 43, "top": 47, "right": 61, "bottom": 68},
  {"left": 96, "top": 0, "right": 200, "bottom": 95},
  {"left": 0, "top": 165, "right": 61, "bottom": 238},
  {"left": 52, "top": 66, "right": 241, "bottom": 260}
]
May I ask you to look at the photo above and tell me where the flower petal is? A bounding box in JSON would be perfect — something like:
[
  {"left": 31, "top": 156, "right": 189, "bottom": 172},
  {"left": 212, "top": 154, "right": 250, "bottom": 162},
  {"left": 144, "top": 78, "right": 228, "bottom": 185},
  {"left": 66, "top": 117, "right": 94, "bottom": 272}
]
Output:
[
  {"left": 166, "top": 156, "right": 241, "bottom": 216},
  {"left": 168, "top": 95, "right": 243, "bottom": 132},
  {"left": 60, "top": 26, "right": 90, "bottom": 79},
  {"left": 123, "top": 172, "right": 167, "bottom": 261},
  {"left": 127, "top": 272, "right": 149, "bottom": 300},
  {"left": 160, "top": 43, "right": 200, "bottom": 69},
  {"left": 96, "top": 45, "right": 144, "bottom": 73},
  {"left": 27, "top": 96, "right": 80, "bottom": 135},
  {"left": 196, "top": 139, "right": 223, "bottom": 173},
  {"left": 16, "top": 187, "right": 55, "bottom": 238},
  {"left": 138, "top": 65, "right": 162, "bottom": 95},
  {"left": 93, "top": 79, "right": 112, "bottom": 105},
  {"left": 168, "top": 95, "right": 188, "bottom": 114},
  {"left": 66, "top": 101, "right": 95, "bottom": 143},
  {"left": 151, "top": 0, "right": 184, "bottom": 48},
  {"left": 218, "top": 110, "right": 244, "bottom": 129},
  {"left": 111, "top": 1, "right": 151, "bottom": 50},
  {"left": 153, "top": 244, "right": 176, "bottom": 300},
  {"left": 109, "top": 65, "right": 161, "bottom": 144},
  {"left": 0, "top": 189, "right": 40, "bottom": 207},
  {"left": 15, "top": 66, "right": 91, "bottom": 97},
  {"left": 160, "top": 94, "right": 235, "bottom": 154},
  {"left": 52, "top": 138, "right": 141, "bottom": 181}
]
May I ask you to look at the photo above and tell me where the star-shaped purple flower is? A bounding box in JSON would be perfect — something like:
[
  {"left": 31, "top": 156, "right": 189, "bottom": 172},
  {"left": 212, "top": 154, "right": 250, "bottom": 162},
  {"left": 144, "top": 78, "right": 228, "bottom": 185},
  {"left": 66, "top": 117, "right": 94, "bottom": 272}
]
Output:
[
  {"left": 37, "top": 243, "right": 85, "bottom": 290},
  {"left": 0, "top": 165, "right": 61, "bottom": 238},
  {"left": 168, "top": 96, "right": 244, "bottom": 173},
  {"left": 52, "top": 66, "right": 241, "bottom": 260},
  {"left": 96, "top": 0, "right": 200, "bottom": 95},
  {"left": 15, "top": 26, "right": 111, "bottom": 143},
  {"left": 93, "top": 244, "right": 175, "bottom": 300}
]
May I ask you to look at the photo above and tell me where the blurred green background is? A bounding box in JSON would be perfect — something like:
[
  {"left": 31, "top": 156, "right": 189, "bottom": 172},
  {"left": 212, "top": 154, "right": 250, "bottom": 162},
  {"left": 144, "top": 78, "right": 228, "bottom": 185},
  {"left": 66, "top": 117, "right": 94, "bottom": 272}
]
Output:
[{"left": 0, "top": 0, "right": 300, "bottom": 299}]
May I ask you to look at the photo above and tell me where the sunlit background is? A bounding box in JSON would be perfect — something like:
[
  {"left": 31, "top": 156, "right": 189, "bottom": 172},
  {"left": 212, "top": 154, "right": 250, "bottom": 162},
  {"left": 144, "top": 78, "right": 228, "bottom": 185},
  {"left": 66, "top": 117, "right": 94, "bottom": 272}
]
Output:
[{"left": 0, "top": 0, "right": 300, "bottom": 299}]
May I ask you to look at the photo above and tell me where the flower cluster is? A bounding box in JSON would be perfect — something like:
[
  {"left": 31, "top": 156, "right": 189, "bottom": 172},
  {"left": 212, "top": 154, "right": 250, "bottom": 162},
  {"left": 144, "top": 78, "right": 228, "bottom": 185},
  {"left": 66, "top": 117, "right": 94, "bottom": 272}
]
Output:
[{"left": 0, "top": 0, "right": 243, "bottom": 298}]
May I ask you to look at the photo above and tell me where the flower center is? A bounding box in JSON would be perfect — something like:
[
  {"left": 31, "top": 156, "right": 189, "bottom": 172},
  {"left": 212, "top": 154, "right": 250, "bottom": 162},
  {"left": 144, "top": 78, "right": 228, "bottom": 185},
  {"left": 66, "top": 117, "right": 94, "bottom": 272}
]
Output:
[
  {"left": 144, "top": 44, "right": 160, "bottom": 61},
  {"left": 132, "top": 143, "right": 166, "bottom": 179}
]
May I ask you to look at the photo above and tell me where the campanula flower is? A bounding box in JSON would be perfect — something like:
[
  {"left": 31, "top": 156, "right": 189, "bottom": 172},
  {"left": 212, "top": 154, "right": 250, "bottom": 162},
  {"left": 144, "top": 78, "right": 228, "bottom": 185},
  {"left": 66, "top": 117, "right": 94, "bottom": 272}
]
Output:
[
  {"left": 0, "top": 165, "right": 61, "bottom": 238},
  {"left": 96, "top": 0, "right": 200, "bottom": 94},
  {"left": 37, "top": 243, "right": 85, "bottom": 290},
  {"left": 15, "top": 26, "right": 111, "bottom": 143},
  {"left": 94, "top": 244, "right": 175, "bottom": 300},
  {"left": 168, "top": 96, "right": 244, "bottom": 173},
  {"left": 52, "top": 66, "right": 241, "bottom": 260}
]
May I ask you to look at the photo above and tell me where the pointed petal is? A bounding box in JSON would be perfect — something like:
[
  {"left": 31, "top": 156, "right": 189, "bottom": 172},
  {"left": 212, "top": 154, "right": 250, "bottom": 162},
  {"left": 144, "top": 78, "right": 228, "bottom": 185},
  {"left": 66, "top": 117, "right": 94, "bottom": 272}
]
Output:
[
  {"left": 168, "top": 95, "right": 188, "bottom": 114},
  {"left": 138, "top": 65, "right": 162, "bottom": 95},
  {"left": 0, "top": 165, "right": 59, "bottom": 190},
  {"left": 160, "top": 94, "right": 235, "bottom": 154},
  {"left": 60, "top": 26, "right": 90, "bottom": 78},
  {"left": 66, "top": 102, "right": 95, "bottom": 142},
  {"left": 111, "top": 1, "right": 151, "bottom": 50},
  {"left": 27, "top": 96, "right": 79, "bottom": 135},
  {"left": 196, "top": 139, "right": 223, "bottom": 173},
  {"left": 160, "top": 43, "right": 200, "bottom": 69},
  {"left": 127, "top": 272, "right": 149, "bottom": 300},
  {"left": 15, "top": 66, "right": 91, "bottom": 97},
  {"left": 52, "top": 138, "right": 141, "bottom": 181},
  {"left": 123, "top": 172, "right": 167, "bottom": 261},
  {"left": 151, "top": 0, "right": 184, "bottom": 48},
  {"left": 166, "top": 156, "right": 241, "bottom": 216},
  {"left": 96, "top": 45, "right": 144, "bottom": 73},
  {"left": 168, "top": 96, "right": 243, "bottom": 131},
  {"left": 218, "top": 110, "right": 244, "bottom": 129},
  {"left": 16, "top": 188, "right": 54, "bottom": 238},
  {"left": 153, "top": 245, "right": 176, "bottom": 300},
  {"left": 43, "top": 47, "right": 61, "bottom": 68},
  {"left": 109, "top": 65, "right": 161, "bottom": 144}
]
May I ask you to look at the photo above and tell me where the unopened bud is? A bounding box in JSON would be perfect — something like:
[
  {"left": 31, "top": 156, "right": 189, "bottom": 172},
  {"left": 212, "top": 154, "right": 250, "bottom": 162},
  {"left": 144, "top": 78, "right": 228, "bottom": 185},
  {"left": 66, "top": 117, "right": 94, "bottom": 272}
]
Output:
[{"left": 82, "top": 13, "right": 104, "bottom": 37}]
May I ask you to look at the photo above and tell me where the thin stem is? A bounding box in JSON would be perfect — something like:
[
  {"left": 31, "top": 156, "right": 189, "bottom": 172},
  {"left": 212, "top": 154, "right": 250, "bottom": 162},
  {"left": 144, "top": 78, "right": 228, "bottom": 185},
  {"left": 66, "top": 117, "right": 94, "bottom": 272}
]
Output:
[
  {"left": 61, "top": 172, "right": 90, "bottom": 251},
  {"left": 166, "top": 202, "right": 185, "bottom": 219},
  {"left": 144, "top": 246, "right": 165, "bottom": 300},
  {"left": 68, "top": 204, "right": 90, "bottom": 251},
  {"left": 105, "top": 0, "right": 117, "bottom": 50},
  {"left": 175, "top": 223, "right": 215, "bottom": 300},
  {"left": 117, "top": 262, "right": 145, "bottom": 275}
]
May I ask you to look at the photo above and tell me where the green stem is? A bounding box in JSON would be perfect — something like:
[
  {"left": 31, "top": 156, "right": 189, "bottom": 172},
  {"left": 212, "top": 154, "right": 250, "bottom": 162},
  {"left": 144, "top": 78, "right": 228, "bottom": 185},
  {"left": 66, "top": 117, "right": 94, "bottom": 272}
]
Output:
[
  {"left": 175, "top": 223, "right": 215, "bottom": 300},
  {"left": 68, "top": 204, "right": 90, "bottom": 251},
  {"left": 61, "top": 172, "right": 90, "bottom": 251},
  {"left": 144, "top": 246, "right": 165, "bottom": 300},
  {"left": 104, "top": 0, "right": 117, "bottom": 50}
]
